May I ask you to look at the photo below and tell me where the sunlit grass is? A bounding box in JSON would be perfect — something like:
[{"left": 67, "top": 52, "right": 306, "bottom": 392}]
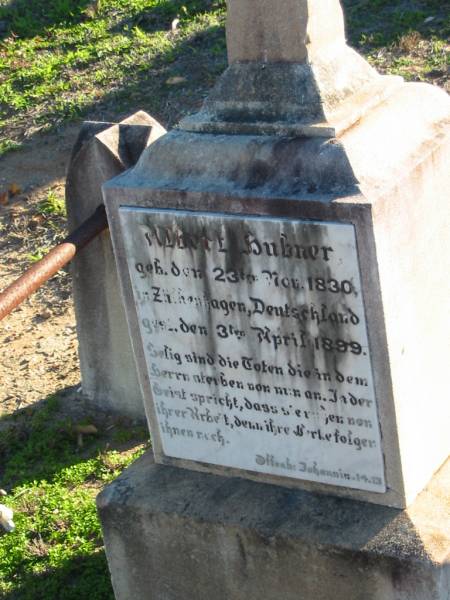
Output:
[{"left": 0, "top": 396, "right": 148, "bottom": 599}]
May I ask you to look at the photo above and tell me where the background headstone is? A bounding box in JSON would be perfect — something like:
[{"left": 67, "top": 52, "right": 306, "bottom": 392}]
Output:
[{"left": 66, "top": 111, "right": 165, "bottom": 420}]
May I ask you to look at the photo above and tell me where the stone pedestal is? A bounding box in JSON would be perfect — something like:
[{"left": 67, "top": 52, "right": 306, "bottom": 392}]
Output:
[
  {"left": 181, "top": 0, "right": 401, "bottom": 137},
  {"left": 98, "top": 450, "right": 450, "bottom": 600}
]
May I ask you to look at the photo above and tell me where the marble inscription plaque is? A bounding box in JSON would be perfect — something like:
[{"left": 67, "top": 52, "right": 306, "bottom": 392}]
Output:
[{"left": 120, "top": 208, "right": 386, "bottom": 493}]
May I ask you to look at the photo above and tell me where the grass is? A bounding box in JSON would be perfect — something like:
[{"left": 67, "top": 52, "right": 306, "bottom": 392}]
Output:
[
  {"left": 0, "top": 0, "right": 447, "bottom": 156},
  {"left": 38, "top": 190, "right": 66, "bottom": 217},
  {"left": 0, "top": 395, "right": 149, "bottom": 599},
  {"left": 0, "top": 138, "right": 21, "bottom": 155},
  {"left": 23, "top": 190, "right": 67, "bottom": 262},
  {"left": 345, "top": 0, "right": 450, "bottom": 84},
  {"left": 0, "top": 0, "right": 228, "bottom": 154}
]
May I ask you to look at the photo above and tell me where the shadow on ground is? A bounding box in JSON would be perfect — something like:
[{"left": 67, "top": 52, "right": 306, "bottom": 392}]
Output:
[
  {"left": 0, "top": 0, "right": 221, "bottom": 39},
  {"left": 343, "top": 0, "right": 449, "bottom": 48},
  {"left": 0, "top": 0, "right": 447, "bottom": 195},
  {"left": 0, "top": 0, "right": 92, "bottom": 39},
  {"left": 0, "top": 388, "right": 148, "bottom": 491},
  {"left": 0, "top": 550, "right": 114, "bottom": 600},
  {"left": 1, "top": 0, "right": 445, "bottom": 42},
  {"left": 0, "top": 390, "right": 148, "bottom": 599}
]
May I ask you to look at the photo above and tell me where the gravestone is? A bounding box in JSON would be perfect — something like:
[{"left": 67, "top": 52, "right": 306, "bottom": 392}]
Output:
[
  {"left": 103, "top": 0, "right": 450, "bottom": 509},
  {"left": 97, "top": 0, "right": 450, "bottom": 598},
  {"left": 66, "top": 112, "right": 165, "bottom": 419},
  {"left": 118, "top": 209, "right": 386, "bottom": 495}
]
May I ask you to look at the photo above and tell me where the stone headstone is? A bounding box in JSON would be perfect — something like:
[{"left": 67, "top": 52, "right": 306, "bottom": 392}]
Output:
[
  {"left": 119, "top": 208, "right": 386, "bottom": 493},
  {"left": 102, "top": 0, "right": 450, "bottom": 513},
  {"left": 66, "top": 112, "right": 165, "bottom": 420},
  {"left": 97, "top": 1, "right": 450, "bottom": 598}
]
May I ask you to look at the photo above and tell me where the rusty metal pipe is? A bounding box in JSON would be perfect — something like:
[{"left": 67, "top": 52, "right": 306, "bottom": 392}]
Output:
[{"left": 0, "top": 204, "right": 108, "bottom": 322}]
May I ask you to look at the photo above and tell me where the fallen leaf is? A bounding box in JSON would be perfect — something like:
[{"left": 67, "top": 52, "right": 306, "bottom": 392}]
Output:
[
  {"left": 74, "top": 424, "right": 98, "bottom": 435},
  {"left": 166, "top": 76, "right": 187, "bottom": 86},
  {"left": 0, "top": 191, "right": 8, "bottom": 206},
  {"left": 8, "top": 183, "right": 21, "bottom": 196}
]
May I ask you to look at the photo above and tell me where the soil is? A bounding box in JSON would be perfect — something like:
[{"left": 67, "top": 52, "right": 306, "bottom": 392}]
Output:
[{"left": 0, "top": 125, "right": 82, "bottom": 417}]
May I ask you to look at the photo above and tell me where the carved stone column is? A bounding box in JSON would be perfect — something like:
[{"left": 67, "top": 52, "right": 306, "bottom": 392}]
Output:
[{"left": 181, "top": 0, "right": 401, "bottom": 137}]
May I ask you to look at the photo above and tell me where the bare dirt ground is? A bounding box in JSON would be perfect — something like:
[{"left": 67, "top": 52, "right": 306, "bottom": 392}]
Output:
[{"left": 0, "top": 125, "right": 81, "bottom": 417}]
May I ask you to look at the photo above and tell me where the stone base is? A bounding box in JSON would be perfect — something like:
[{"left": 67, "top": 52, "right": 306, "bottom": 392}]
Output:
[
  {"left": 97, "top": 451, "right": 450, "bottom": 600},
  {"left": 179, "top": 62, "right": 402, "bottom": 138}
]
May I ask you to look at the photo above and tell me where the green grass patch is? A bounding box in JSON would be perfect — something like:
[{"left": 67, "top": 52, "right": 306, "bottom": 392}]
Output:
[
  {"left": 0, "top": 396, "right": 149, "bottom": 599},
  {"left": 38, "top": 190, "right": 66, "bottom": 217},
  {"left": 0, "top": 0, "right": 227, "bottom": 155},
  {"left": 25, "top": 247, "right": 50, "bottom": 263},
  {"left": 0, "top": 138, "right": 22, "bottom": 156},
  {"left": 22, "top": 190, "right": 68, "bottom": 264},
  {"left": 344, "top": 0, "right": 449, "bottom": 83},
  {"left": 0, "top": 0, "right": 447, "bottom": 156}
]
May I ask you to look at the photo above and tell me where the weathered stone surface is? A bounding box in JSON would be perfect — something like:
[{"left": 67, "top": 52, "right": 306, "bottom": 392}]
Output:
[
  {"left": 180, "top": 62, "right": 402, "bottom": 138},
  {"left": 66, "top": 111, "right": 166, "bottom": 419},
  {"left": 97, "top": 450, "right": 450, "bottom": 600},
  {"left": 120, "top": 209, "right": 386, "bottom": 494},
  {"left": 181, "top": 0, "right": 401, "bottom": 136},
  {"left": 116, "top": 128, "right": 360, "bottom": 200},
  {"left": 104, "top": 80, "right": 450, "bottom": 508},
  {"left": 226, "top": 0, "right": 346, "bottom": 63},
  {"left": 228, "top": 0, "right": 306, "bottom": 63}
]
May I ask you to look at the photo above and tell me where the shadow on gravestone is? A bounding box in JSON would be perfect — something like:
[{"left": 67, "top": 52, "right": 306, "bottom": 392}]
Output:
[{"left": 98, "top": 452, "right": 450, "bottom": 600}]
